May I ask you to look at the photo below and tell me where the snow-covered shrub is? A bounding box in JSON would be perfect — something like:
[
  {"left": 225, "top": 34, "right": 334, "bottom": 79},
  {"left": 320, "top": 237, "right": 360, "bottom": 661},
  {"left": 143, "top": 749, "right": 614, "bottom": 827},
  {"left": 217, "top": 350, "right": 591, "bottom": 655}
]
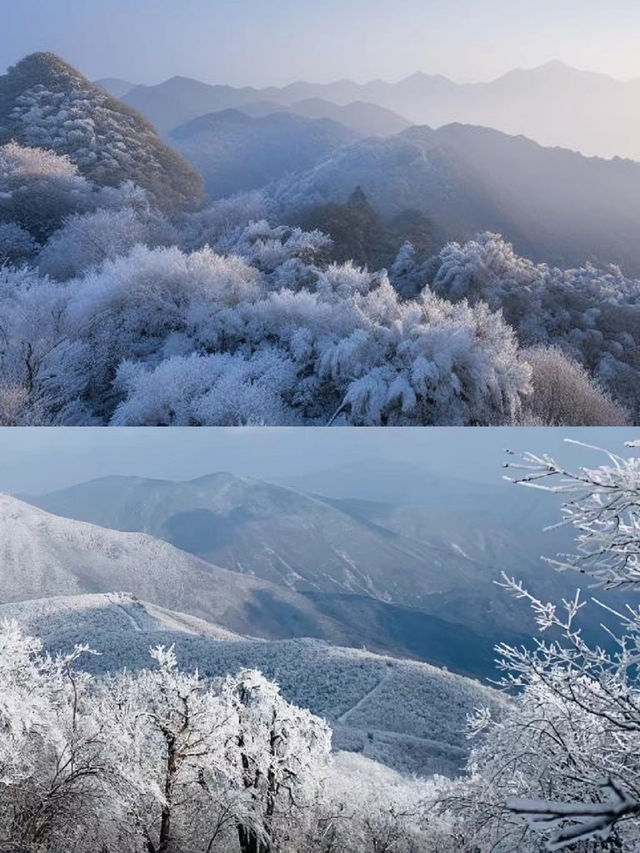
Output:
[
  {"left": 0, "top": 237, "right": 531, "bottom": 425},
  {"left": 179, "top": 190, "right": 271, "bottom": 252},
  {"left": 521, "top": 345, "right": 629, "bottom": 426},
  {"left": 0, "top": 141, "right": 96, "bottom": 241},
  {"left": 76, "top": 243, "right": 530, "bottom": 426},
  {"left": 432, "top": 232, "right": 640, "bottom": 417},
  {"left": 0, "top": 142, "right": 152, "bottom": 250},
  {"left": 0, "top": 221, "right": 39, "bottom": 263},
  {"left": 38, "top": 205, "right": 178, "bottom": 280}
]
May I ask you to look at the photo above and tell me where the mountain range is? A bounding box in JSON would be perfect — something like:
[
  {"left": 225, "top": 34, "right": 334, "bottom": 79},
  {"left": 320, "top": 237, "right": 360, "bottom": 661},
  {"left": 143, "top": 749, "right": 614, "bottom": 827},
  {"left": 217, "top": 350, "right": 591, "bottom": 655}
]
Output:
[
  {"left": 23, "top": 467, "right": 623, "bottom": 670},
  {"left": 0, "top": 492, "right": 350, "bottom": 641},
  {"left": 169, "top": 109, "right": 359, "bottom": 198},
  {"left": 1, "top": 466, "right": 627, "bottom": 775},
  {"left": 9, "top": 53, "right": 640, "bottom": 274},
  {"left": 274, "top": 123, "right": 640, "bottom": 273},
  {"left": 114, "top": 62, "right": 640, "bottom": 161}
]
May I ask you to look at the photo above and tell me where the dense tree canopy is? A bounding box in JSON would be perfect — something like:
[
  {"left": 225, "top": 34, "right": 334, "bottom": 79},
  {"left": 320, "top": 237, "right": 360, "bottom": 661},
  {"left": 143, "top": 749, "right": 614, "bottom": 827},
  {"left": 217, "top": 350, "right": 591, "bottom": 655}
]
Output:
[{"left": 0, "top": 139, "right": 636, "bottom": 426}]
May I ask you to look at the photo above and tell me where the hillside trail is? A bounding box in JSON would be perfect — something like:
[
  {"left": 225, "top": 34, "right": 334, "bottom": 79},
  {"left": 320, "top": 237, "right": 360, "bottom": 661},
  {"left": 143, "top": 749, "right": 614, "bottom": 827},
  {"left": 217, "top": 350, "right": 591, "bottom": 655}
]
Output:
[
  {"left": 114, "top": 600, "right": 143, "bottom": 632},
  {"left": 336, "top": 666, "right": 393, "bottom": 724}
]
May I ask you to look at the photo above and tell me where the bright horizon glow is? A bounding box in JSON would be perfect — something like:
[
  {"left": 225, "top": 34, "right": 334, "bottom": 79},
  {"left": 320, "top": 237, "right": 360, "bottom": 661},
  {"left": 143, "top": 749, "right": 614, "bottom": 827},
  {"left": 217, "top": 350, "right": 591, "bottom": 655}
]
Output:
[{"left": 1, "top": 0, "right": 640, "bottom": 87}]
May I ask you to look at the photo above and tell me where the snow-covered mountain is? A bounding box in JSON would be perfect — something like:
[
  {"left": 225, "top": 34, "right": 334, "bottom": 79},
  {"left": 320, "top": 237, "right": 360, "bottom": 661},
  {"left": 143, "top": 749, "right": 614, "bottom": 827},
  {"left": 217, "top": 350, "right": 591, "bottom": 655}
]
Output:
[
  {"left": 275, "top": 123, "right": 640, "bottom": 273},
  {"left": 8, "top": 475, "right": 631, "bottom": 679},
  {"left": 0, "top": 491, "right": 506, "bottom": 675},
  {"left": 23, "top": 473, "right": 492, "bottom": 606},
  {"left": 0, "top": 493, "right": 351, "bottom": 642},
  {"left": 0, "top": 592, "right": 506, "bottom": 776},
  {"left": 24, "top": 470, "right": 607, "bottom": 660},
  {"left": 0, "top": 53, "right": 203, "bottom": 212}
]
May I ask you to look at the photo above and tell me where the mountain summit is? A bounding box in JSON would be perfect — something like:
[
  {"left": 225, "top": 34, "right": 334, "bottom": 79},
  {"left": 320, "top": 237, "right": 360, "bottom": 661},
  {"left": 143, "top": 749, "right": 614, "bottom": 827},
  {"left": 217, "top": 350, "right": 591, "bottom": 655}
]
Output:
[{"left": 0, "top": 52, "right": 204, "bottom": 212}]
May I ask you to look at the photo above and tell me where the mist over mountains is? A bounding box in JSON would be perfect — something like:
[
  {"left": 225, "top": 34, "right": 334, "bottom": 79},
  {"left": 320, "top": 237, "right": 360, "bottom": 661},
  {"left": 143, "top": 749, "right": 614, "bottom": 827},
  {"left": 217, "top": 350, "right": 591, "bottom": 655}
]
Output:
[
  {"left": 109, "top": 62, "right": 640, "bottom": 160},
  {"left": 170, "top": 110, "right": 359, "bottom": 198},
  {"left": 95, "top": 61, "right": 640, "bottom": 274}
]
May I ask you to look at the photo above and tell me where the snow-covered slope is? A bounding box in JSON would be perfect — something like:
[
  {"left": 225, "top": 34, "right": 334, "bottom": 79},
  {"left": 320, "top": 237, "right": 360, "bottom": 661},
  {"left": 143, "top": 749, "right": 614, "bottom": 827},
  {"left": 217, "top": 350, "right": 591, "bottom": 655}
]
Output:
[
  {"left": 0, "top": 592, "right": 506, "bottom": 776},
  {"left": 24, "top": 470, "right": 631, "bottom": 678},
  {"left": 25, "top": 473, "right": 485, "bottom": 607},
  {"left": 273, "top": 122, "right": 640, "bottom": 274},
  {"left": 170, "top": 109, "right": 359, "bottom": 198},
  {"left": 0, "top": 493, "right": 351, "bottom": 642}
]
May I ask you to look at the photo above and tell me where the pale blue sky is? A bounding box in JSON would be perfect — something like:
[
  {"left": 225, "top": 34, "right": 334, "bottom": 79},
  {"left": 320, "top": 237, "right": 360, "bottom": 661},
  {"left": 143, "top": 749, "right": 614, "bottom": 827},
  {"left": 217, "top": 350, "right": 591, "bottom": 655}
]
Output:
[
  {"left": 0, "top": 427, "right": 634, "bottom": 493},
  {"left": 1, "top": 0, "right": 638, "bottom": 86}
]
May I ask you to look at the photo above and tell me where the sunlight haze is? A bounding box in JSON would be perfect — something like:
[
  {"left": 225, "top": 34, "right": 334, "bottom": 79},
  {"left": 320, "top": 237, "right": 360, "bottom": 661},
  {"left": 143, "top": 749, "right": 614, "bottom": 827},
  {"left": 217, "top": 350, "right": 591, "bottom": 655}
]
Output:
[{"left": 2, "top": 0, "right": 639, "bottom": 86}]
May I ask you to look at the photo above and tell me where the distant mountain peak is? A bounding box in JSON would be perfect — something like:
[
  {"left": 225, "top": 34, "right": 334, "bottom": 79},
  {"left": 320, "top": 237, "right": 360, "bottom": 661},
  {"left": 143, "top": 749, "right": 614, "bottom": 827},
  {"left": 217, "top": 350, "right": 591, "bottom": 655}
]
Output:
[{"left": 401, "top": 70, "right": 451, "bottom": 83}]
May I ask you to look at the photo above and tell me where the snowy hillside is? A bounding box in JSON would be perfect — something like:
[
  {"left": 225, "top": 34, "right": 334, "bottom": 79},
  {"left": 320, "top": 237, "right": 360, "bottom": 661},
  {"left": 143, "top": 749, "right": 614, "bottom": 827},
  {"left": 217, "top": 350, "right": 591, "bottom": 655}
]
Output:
[
  {"left": 0, "top": 593, "right": 506, "bottom": 776},
  {"left": 274, "top": 123, "right": 640, "bottom": 274},
  {"left": 25, "top": 472, "right": 484, "bottom": 604},
  {"left": 0, "top": 493, "right": 352, "bottom": 642}
]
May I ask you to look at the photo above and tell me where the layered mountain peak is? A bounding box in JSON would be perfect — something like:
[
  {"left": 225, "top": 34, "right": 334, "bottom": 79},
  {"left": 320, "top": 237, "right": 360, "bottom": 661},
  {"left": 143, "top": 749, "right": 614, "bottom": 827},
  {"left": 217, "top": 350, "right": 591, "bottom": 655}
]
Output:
[{"left": 0, "top": 52, "right": 204, "bottom": 212}]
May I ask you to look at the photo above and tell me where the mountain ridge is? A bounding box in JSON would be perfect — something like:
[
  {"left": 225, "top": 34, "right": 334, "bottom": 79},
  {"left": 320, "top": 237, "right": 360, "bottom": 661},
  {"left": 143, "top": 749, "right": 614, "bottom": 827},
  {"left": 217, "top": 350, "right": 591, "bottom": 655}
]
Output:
[{"left": 121, "top": 61, "right": 640, "bottom": 159}]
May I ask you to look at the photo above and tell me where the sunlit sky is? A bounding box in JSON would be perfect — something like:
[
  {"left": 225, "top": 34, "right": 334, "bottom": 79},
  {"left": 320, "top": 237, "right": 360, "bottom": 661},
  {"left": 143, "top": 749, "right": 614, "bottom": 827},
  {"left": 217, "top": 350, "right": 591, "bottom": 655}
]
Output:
[
  {"left": 1, "top": 0, "right": 639, "bottom": 87},
  {"left": 0, "top": 427, "right": 633, "bottom": 494}
]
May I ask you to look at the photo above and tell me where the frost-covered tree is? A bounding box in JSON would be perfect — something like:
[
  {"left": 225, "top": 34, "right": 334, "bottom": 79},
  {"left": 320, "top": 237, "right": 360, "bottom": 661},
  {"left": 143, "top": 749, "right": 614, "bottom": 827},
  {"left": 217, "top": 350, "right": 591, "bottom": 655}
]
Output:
[
  {"left": 439, "top": 439, "right": 640, "bottom": 851},
  {"left": 505, "top": 438, "right": 640, "bottom": 589},
  {"left": 0, "top": 236, "right": 532, "bottom": 426},
  {"left": 0, "top": 265, "right": 75, "bottom": 425},
  {"left": 0, "top": 221, "right": 38, "bottom": 264},
  {"left": 432, "top": 233, "right": 640, "bottom": 418},
  {"left": 0, "top": 141, "right": 96, "bottom": 243},
  {"left": 104, "top": 644, "right": 235, "bottom": 853},
  {"left": 0, "top": 621, "right": 133, "bottom": 852},
  {"left": 306, "top": 752, "right": 431, "bottom": 853},
  {"left": 222, "top": 669, "right": 332, "bottom": 853},
  {"left": 521, "top": 346, "right": 629, "bottom": 426},
  {"left": 0, "top": 142, "right": 154, "bottom": 251}
]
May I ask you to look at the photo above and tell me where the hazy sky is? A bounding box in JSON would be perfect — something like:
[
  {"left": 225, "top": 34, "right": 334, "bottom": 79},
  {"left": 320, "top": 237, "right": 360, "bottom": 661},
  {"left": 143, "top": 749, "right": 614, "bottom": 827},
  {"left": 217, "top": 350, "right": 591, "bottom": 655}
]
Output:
[
  {"left": 0, "top": 427, "right": 634, "bottom": 494},
  {"left": 1, "top": 0, "right": 639, "bottom": 86}
]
